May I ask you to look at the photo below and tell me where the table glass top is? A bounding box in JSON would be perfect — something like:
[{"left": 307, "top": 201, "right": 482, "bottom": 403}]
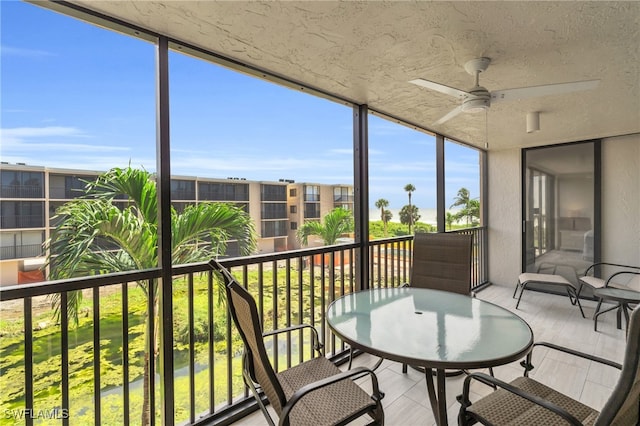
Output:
[
  {"left": 326, "top": 287, "right": 533, "bottom": 368},
  {"left": 594, "top": 287, "right": 640, "bottom": 302}
]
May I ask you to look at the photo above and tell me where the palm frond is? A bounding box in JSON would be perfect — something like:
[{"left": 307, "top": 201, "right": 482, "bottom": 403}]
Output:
[
  {"left": 172, "top": 203, "right": 257, "bottom": 263},
  {"left": 85, "top": 167, "right": 158, "bottom": 224},
  {"left": 297, "top": 207, "right": 353, "bottom": 246}
]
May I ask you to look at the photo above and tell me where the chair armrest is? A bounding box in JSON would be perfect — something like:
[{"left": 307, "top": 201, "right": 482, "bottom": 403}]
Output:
[
  {"left": 605, "top": 271, "right": 640, "bottom": 289},
  {"left": 583, "top": 262, "right": 640, "bottom": 277},
  {"left": 279, "top": 366, "right": 383, "bottom": 426},
  {"left": 459, "top": 372, "right": 583, "bottom": 426},
  {"left": 535, "top": 341, "right": 622, "bottom": 368},
  {"left": 263, "top": 323, "right": 323, "bottom": 354},
  {"left": 524, "top": 342, "right": 621, "bottom": 371}
]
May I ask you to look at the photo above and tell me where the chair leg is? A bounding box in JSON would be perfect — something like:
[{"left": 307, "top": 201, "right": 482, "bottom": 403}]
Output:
[
  {"left": 566, "top": 287, "right": 586, "bottom": 318},
  {"left": 512, "top": 281, "right": 521, "bottom": 299},
  {"left": 515, "top": 282, "right": 528, "bottom": 309},
  {"left": 348, "top": 346, "right": 354, "bottom": 370},
  {"left": 594, "top": 303, "right": 619, "bottom": 332},
  {"left": 622, "top": 303, "right": 632, "bottom": 332},
  {"left": 243, "top": 370, "right": 276, "bottom": 426},
  {"left": 593, "top": 298, "right": 603, "bottom": 319},
  {"left": 575, "top": 282, "right": 584, "bottom": 299}
]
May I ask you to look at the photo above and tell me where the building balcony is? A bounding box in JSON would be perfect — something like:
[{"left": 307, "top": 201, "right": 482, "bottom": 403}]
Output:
[{"left": 0, "top": 244, "right": 44, "bottom": 261}]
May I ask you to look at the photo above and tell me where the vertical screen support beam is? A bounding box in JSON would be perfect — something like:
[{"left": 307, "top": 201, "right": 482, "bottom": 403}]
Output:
[
  {"left": 436, "top": 134, "right": 445, "bottom": 233},
  {"left": 353, "top": 105, "right": 369, "bottom": 290},
  {"left": 593, "top": 140, "right": 601, "bottom": 264},
  {"left": 156, "top": 35, "right": 175, "bottom": 426}
]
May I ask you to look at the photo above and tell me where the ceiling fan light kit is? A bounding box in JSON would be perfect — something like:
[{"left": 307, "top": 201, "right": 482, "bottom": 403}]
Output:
[
  {"left": 409, "top": 57, "right": 599, "bottom": 125},
  {"left": 461, "top": 90, "right": 491, "bottom": 112}
]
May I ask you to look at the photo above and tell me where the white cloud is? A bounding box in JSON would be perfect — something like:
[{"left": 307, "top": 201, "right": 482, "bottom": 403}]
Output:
[
  {"left": 1, "top": 126, "right": 130, "bottom": 159},
  {"left": 2, "top": 126, "right": 85, "bottom": 140},
  {"left": 1, "top": 45, "right": 55, "bottom": 58}
]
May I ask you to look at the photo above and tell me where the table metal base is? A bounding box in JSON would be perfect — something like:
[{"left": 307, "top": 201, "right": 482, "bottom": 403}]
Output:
[{"left": 425, "top": 368, "right": 448, "bottom": 426}]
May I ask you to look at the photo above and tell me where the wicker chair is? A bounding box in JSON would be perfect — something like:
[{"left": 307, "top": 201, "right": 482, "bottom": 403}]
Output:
[
  {"left": 409, "top": 232, "right": 473, "bottom": 295},
  {"left": 457, "top": 305, "right": 640, "bottom": 426},
  {"left": 211, "top": 260, "right": 385, "bottom": 426},
  {"left": 400, "top": 232, "right": 474, "bottom": 375}
]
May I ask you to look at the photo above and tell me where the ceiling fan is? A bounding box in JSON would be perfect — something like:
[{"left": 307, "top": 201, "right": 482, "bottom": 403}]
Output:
[{"left": 409, "top": 57, "right": 600, "bottom": 125}]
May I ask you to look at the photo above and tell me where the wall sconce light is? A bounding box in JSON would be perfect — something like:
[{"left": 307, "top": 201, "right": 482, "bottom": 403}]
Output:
[{"left": 526, "top": 111, "right": 540, "bottom": 133}]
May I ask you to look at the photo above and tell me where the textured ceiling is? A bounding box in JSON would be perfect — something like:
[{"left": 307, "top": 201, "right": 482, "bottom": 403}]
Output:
[{"left": 67, "top": 1, "right": 640, "bottom": 151}]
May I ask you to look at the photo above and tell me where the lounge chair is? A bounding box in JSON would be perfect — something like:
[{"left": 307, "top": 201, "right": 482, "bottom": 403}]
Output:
[{"left": 514, "top": 262, "right": 585, "bottom": 318}]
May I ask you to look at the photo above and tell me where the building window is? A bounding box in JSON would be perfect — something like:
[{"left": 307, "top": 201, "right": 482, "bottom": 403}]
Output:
[
  {"left": 199, "top": 182, "right": 249, "bottom": 201},
  {"left": 304, "top": 203, "right": 321, "bottom": 219},
  {"left": 289, "top": 188, "right": 297, "bottom": 197},
  {"left": 0, "top": 201, "right": 45, "bottom": 228},
  {"left": 171, "top": 179, "right": 196, "bottom": 200},
  {"left": 261, "top": 184, "right": 287, "bottom": 202},
  {"left": 289, "top": 205, "right": 297, "bottom": 214},
  {"left": 304, "top": 185, "right": 320, "bottom": 202},
  {"left": 290, "top": 222, "right": 297, "bottom": 230},
  {"left": 0, "top": 170, "right": 44, "bottom": 198},
  {"left": 261, "top": 203, "right": 287, "bottom": 219},
  {"left": 64, "top": 175, "right": 97, "bottom": 199},
  {"left": 333, "top": 186, "right": 353, "bottom": 202},
  {"left": 0, "top": 230, "right": 45, "bottom": 260},
  {"left": 261, "top": 220, "right": 288, "bottom": 237}
]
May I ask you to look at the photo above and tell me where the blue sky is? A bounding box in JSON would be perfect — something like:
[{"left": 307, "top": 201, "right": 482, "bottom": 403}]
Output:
[{"left": 1, "top": 1, "right": 479, "bottom": 213}]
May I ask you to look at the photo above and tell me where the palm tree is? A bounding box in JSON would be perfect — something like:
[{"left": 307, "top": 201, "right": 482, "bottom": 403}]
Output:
[
  {"left": 44, "top": 166, "right": 257, "bottom": 426},
  {"left": 297, "top": 207, "right": 354, "bottom": 247},
  {"left": 450, "top": 187, "right": 478, "bottom": 225},
  {"left": 446, "top": 211, "right": 455, "bottom": 230},
  {"left": 399, "top": 204, "right": 420, "bottom": 230},
  {"left": 374, "top": 198, "right": 390, "bottom": 236},
  {"left": 467, "top": 198, "right": 480, "bottom": 225},
  {"left": 383, "top": 209, "right": 393, "bottom": 228},
  {"left": 451, "top": 187, "right": 471, "bottom": 210},
  {"left": 404, "top": 184, "right": 416, "bottom": 233}
]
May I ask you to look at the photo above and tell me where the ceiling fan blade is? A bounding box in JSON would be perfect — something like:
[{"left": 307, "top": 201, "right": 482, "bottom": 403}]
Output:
[
  {"left": 491, "top": 79, "right": 600, "bottom": 103},
  {"left": 409, "top": 78, "right": 468, "bottom": 99},
  {"left": 434, "top": 105, "right": 464, "bottom": 125}
]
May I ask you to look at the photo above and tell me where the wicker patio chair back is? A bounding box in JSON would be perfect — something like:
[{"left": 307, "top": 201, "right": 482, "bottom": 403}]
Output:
[
  {"left": 595, "top": 305, "right": 640, "bottom": 425},
  {"left": 218, "top": 264, "right": 287, "bottom": 415},
  {"left": 410, "top": 232, "right": 473, "bottom": 295}
]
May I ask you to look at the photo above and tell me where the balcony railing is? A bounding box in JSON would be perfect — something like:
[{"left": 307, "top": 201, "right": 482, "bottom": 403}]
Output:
[
  {"left": 0, "top": 243, "right": 44, "bottom": 260},
  {"left": 0, "top": 185, "right": 44, "bottom": 199},
  {"left": 0, "top": 228, "right": 487, "bottom": 426},
  {"left": 1, "top": 215, "right": 45, "bottom": 229},
  {"left": 333, "top": 195, "right": 354, "bottom": 203}
]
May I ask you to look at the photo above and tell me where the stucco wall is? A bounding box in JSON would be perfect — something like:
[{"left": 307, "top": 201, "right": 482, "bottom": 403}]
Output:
[
  {"left": 487, "top": 149, "right": 522, "bottom": 287},
  {"left": 601, "top": 134, "right": 640, "bottom": 266},
  {"left": 488, "top": 134, "right": 640, "bottom": 287}
]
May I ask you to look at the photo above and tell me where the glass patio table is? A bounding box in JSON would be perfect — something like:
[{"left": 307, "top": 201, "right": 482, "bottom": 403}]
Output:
[{"left": 326, "top": 287, "right": 534, "bottom": 426}]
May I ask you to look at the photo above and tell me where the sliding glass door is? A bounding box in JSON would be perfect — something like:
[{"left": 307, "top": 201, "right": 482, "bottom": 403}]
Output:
[{"left": 522, "top": 141, "right": 600, "bottom": 289}]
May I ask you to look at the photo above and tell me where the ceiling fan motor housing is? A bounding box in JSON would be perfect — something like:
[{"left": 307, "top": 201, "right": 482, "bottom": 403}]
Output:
[{"left": 462, "top": 86, "right": 491, "bottom": 112}]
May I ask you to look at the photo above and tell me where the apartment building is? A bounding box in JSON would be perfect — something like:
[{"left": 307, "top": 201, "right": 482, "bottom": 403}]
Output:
[{"left": 0, "top": 163, "right": 353, "bottom": 285}]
